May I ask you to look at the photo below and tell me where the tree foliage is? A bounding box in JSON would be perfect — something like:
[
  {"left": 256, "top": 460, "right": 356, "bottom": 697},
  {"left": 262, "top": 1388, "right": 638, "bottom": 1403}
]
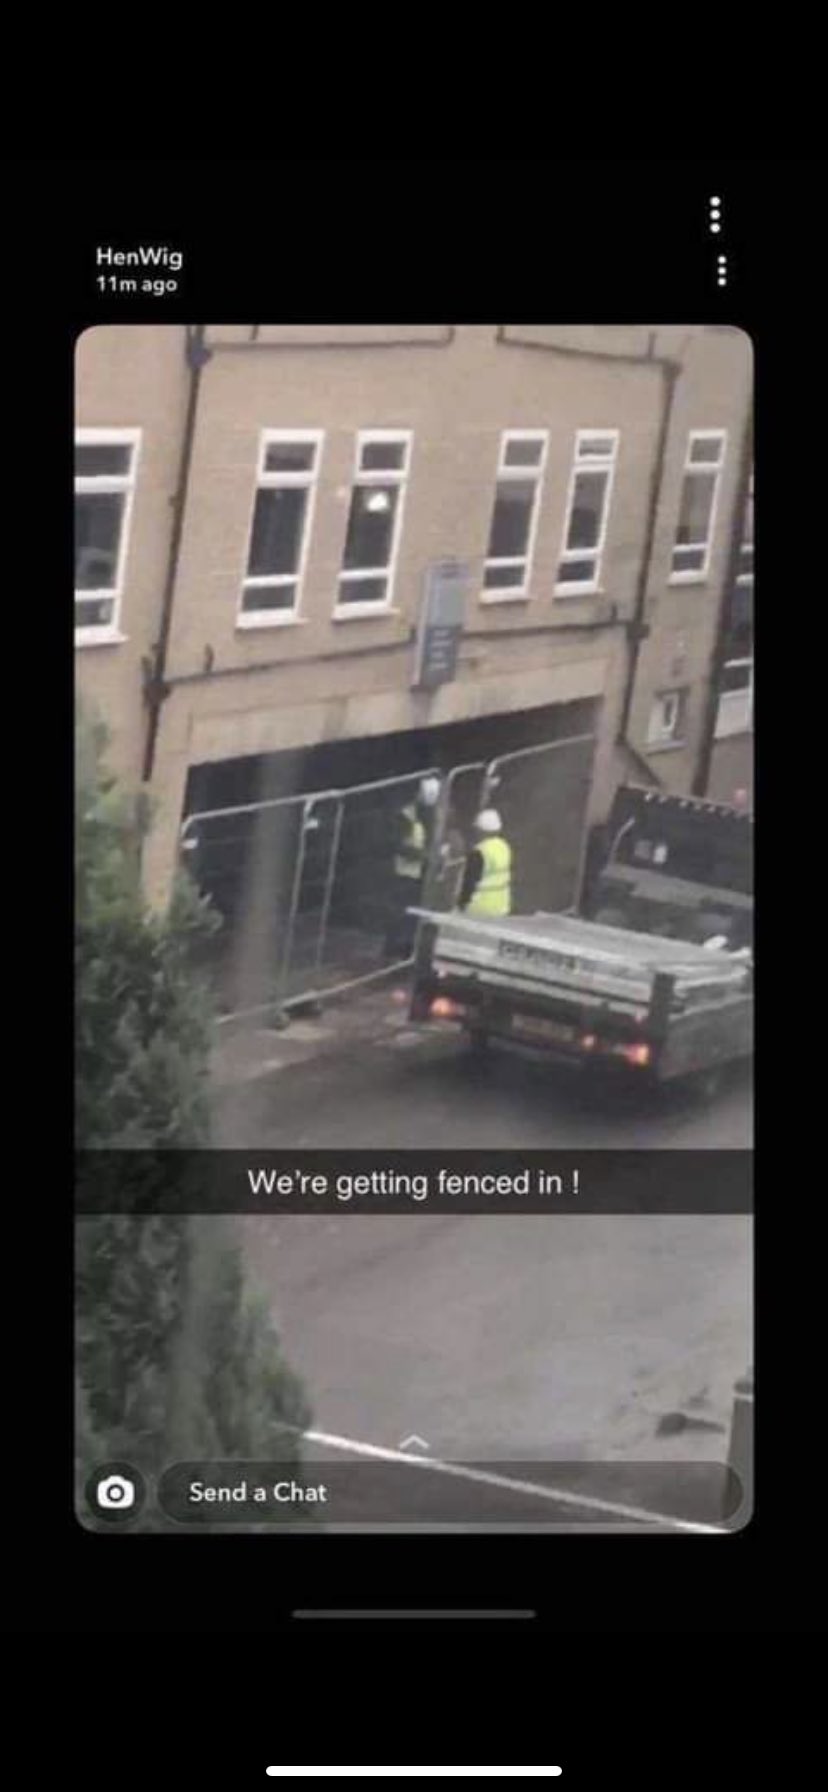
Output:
[
  {"left": 75, "top": 712, "right": 311, "bottom": 1514},
  {"left": 75, "top": 710, "right": 218, "bottom": 1149}
]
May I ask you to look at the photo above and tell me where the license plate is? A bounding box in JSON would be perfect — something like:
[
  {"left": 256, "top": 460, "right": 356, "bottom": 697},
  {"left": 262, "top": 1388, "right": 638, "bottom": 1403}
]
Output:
[{"left": 512, "top": 1016, "right": 575, "bottom": 1046}]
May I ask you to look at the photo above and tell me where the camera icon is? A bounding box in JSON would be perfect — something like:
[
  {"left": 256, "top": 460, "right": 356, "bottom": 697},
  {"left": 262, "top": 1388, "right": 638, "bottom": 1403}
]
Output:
[
  {"left": 96, "top": 1473, "right": 135, "bottom": 1511},
  {"left": 85, "top": 1461, "right": 146, "bottom": 1523}
]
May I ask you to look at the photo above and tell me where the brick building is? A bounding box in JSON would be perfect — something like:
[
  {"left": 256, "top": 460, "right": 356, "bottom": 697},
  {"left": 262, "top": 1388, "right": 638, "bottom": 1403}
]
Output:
[{"left": 75, "top": 323, "right": 753, "bottom": 918}]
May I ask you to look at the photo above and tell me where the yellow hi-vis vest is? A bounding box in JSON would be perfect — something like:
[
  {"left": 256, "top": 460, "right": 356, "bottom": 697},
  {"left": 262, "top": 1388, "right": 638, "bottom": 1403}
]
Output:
[
  {"left": 467, "top": 834, "right": 512, "bottom": 917},
  {"left": 394, "top": 805, "right": 427, "bottom": 879}
]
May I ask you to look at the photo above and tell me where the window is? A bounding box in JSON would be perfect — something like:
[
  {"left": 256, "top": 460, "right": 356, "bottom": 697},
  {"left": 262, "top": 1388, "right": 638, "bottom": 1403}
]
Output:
[
  {"left": 670, "top": 430, "right": 727, "bottom": 580},
  {"left": 483, "top": 431, "right": 548, "bottom": 598},
  {"left": 647, "top": 688, "right": 687, "bottom": 746},
  {"left": 239, "top": 431, "right": 322, "bottom": 623},
  {"left": 555, "top": 430, "right": 618, "bottom": 594},
  {"left": 74, "top": 429, "right": 140, "bottom": 640},
  {"left": 336, "top": 431, "right": 411, "bottom": 612},
  {"left": 715, "top": 658, "right": 754, "bottom": 737}
]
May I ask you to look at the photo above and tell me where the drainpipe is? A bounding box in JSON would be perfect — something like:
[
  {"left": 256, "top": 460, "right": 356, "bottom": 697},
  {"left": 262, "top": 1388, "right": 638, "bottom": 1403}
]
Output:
[
  {"left": 692, "top": 406, "right": 753, "bottom": 798},
  {"left": 141, "top": 324, "right": 211, "bottom": 783},
  {"left": 615, "top": 347, "right": 683, "bottom": 751},
  {"left": 494, "top": 324, "right": 685, "bottom": 764},
  {"left": 577, "top": 342, "right": 682, "bottom": 910}
]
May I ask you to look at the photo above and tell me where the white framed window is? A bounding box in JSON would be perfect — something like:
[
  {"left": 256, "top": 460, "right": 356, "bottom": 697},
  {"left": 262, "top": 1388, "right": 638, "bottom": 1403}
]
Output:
[
  {"left": 715, "top": 658, "right": 754, "bottom": 738},
  {"left": 74, "top": 428, "right": 141, "bottom": 643},
  {"left": 336, "top": 430, "right": 412, "bottom": 614},
  {"left": 555, "top": 429, "right": 619, "bottom": 594},
  {"left": 670, "top": 429, "right": 727, "bottom": 581},
  {"left": 647, "top": 688, "right": 687, "bottom": 747},
  {"left": 239, "top": 430, "right": 323, "bottom": 625},
  {"left": 482, "top": 430, "right": 548, "bottom": 599}
]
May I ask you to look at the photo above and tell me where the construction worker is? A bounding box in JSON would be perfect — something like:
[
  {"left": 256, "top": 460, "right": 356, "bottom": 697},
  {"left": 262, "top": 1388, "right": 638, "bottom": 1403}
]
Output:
[
  {"left": 384, "top": 776, "right": 441, "bottom": 959},
  {"left": 458, "top": 809, "right": 512, "bottom": 918}
]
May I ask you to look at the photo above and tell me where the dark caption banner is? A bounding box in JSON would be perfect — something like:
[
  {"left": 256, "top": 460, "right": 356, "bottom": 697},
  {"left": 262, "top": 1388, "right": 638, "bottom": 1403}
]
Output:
[{"left": 75, "top": 1150, "right": 752, "bottom": 1215}]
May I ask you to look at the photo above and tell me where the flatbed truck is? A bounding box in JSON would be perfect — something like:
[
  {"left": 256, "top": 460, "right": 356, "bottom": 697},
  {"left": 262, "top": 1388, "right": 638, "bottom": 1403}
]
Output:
[{"left": 410, "top": 909, "right": 753, "bottom": 1092}]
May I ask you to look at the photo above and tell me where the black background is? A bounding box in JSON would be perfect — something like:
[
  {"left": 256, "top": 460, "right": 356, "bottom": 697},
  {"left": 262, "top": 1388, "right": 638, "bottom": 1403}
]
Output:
[{"left": 3, "top": 161, "right": 821, "bottom": 1686}]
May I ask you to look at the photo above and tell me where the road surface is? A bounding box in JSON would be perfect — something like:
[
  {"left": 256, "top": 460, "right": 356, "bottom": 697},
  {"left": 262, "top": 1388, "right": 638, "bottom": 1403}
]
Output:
[
  {"left": 216, "top": 1026, "right": 752, "bottom": 1524},
  {"left": 216, "top": 1023, "right": 753, "bottom": 1149}
]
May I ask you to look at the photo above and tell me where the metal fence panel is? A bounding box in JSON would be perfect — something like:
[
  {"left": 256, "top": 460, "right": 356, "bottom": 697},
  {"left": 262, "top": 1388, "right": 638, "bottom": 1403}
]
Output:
[
  {"left": 182, "top": 770, "right": 440, "bottom": 1021},
  {"left": 426, "top": 760, "right": 489, "bottom": 910},
  {"left": 314, "top": 768, "right": 441, "bottom": 995},
  {"left": 482, "top": 733, "right": 597, "bottom": 916},
  {"left": 180, "top": 733, "right": 597, "bottom": 1023},
  {"left": 181, "top": 790, "right": 308, "bottom": 1017}
]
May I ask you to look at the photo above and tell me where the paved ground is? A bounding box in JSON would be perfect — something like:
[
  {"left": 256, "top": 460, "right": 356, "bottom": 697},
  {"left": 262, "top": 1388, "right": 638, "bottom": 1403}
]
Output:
[
  {"left": 241, "top": 1209, "right": 750, "bottom": 1465},
  {"left": 211, "top": 995, "right": 752, "bottom": 1524},
  {"left": 213, "top": 995, "right": 753, "bottom": 1150}
]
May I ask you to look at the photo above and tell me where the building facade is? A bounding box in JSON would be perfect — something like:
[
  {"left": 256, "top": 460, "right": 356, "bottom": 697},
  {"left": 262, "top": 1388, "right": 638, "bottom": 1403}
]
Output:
[
  {"left": 75, "top": 323, "right": 753, "bottom": 913},
  {"left": 707, "top": 463, "right": 754, "bottom": 805}
]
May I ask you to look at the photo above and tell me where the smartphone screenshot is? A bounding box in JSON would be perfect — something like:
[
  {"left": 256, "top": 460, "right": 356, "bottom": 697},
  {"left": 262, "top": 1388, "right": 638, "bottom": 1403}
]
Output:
[{"left": 65, "top": 162, "right": 767, "bottom": 1636}]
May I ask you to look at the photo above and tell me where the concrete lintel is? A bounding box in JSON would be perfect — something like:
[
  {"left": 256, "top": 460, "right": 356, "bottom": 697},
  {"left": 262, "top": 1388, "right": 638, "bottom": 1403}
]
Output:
[{"left": 187, "top": 655, "right": 611, "bottom": 766}]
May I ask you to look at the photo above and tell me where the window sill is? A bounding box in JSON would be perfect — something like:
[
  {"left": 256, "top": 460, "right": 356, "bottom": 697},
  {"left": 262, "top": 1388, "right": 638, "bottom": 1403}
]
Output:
[
  {"left": 236, "top": 612, "right": 306, "bottom": 630},
  {"left": 554, "top": 583, "right": 602, "bottom": 599},
  {"left": 75, "top": 628, "right": 128, "bottom": 649},
  {"left": 332, "top": 604, "right": 400, "bottom": 622},
  {"left": 646, "top": 738, "right": 688, "bottom": 753},
  {"left": 668, "top": 572, "right": 710, "bottom": 587},
  {"left": 479, "top": 590, "right": 530, "bottom": 606}
]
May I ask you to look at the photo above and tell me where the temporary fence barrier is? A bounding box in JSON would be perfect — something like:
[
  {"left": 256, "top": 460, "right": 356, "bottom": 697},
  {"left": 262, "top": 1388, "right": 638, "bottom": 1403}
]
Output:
[
  {"left": 181, "top": 769, "right": 439, "bottom": 1023},
  {"left": 180, "top": 731, "right": 596, "bottom": 1025}
]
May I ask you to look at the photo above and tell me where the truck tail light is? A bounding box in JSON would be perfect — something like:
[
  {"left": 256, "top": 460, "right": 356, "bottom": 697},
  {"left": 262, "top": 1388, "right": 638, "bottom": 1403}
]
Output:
[
  {"left": 616, "top": 1041, "right": 652, "bottom": 1068},
  {"left": 430, "top": 996, "right": 463, "bottom": 1020},
  {"left": 581, "top": 1034, "right": 650, "bottom": 1066}
]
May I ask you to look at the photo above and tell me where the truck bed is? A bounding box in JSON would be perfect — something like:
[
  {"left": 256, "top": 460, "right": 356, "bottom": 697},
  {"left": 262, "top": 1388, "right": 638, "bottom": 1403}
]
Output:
[
  {"left": 414, "top": 909, "right": 751, "bottom": 1013},
  {"left": 410, "top": 909, "right": 753, "bottom": 1082}
]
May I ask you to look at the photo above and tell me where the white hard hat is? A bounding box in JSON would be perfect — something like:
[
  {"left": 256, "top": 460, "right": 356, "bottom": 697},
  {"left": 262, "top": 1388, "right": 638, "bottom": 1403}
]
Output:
[
  {"left": 419, "top": 776, "right": 441, "bottom": 807},
  {"left": 475, "top": 808, "right": 502, "bottom": 834}
]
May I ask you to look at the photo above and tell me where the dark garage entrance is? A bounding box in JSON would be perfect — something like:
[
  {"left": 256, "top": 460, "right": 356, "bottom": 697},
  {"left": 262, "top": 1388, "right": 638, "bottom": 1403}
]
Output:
[{"left": 182, "top": 698, "right": 600, "bottom": 1017}]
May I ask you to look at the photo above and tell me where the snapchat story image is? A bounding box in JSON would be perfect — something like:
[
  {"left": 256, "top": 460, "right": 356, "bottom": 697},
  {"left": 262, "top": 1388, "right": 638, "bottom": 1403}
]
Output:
[{"left": 75, "top": 310, "right": 752, "bottom": 1537}]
